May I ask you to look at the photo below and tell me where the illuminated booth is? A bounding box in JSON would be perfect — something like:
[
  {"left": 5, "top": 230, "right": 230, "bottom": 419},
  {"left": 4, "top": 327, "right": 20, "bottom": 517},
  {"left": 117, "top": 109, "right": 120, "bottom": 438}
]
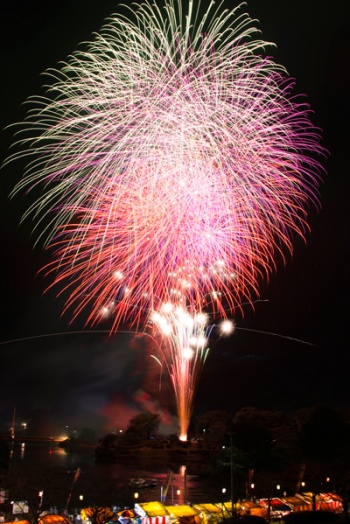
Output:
[
  {"left": 134, "top": 501, "right": 170, "bottom": 524},
  {"left": 191, "top": 503, "right": 223, "bottom": 524},
  {"left": 165, "top": 504, "right": 201, "bottom": 524}
]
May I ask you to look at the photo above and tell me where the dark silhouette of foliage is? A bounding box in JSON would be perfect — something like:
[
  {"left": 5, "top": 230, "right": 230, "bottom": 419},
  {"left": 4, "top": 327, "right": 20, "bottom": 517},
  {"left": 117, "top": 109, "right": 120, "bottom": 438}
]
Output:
[
  {"left": 126, "top": 413, "right": 160, "bottom": 440},
  {"left": 298, "top": 405, "right": 349, "bottom": 458}
]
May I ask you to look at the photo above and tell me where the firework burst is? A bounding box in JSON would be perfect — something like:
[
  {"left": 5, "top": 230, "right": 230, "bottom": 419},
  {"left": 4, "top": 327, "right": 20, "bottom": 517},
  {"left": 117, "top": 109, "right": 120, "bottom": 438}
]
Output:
[{"left": 7, "top": 0, "right": 325, "bottom": 438}]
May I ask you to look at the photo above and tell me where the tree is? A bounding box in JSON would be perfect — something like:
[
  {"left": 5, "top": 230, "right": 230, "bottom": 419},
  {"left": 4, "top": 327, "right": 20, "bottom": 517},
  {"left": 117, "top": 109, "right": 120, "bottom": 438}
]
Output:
[
  {"left": 98, "top": 433, "right": 119, "bottom": 449},
  {"left": 297, "top": 404, "right": 349, "bottom": 458},
  {"left": 232, "top": 408, "right": 273, "bottom": 466},
  {"left": 124, "top": 413, "right": 160, "bottom": 442},
  {"left": 197, "top": 410, "right": 231, "bottom": 442}
]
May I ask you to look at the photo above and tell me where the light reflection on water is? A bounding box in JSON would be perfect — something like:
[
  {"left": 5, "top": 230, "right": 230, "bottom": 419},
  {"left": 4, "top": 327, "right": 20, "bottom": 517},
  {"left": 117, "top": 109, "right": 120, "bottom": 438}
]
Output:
[
  {"left": 14, "top": 440, "right": 94, "bottom": 468},
  {"left": 10, "top": 441, "right": 222, "bottom": 506}
]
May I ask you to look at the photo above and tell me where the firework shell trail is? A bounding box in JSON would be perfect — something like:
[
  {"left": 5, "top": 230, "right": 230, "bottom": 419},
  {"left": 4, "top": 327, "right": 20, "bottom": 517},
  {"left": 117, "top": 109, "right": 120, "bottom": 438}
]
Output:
[{"left": 6, "top": 1, "right": 326, "bottom": 437}]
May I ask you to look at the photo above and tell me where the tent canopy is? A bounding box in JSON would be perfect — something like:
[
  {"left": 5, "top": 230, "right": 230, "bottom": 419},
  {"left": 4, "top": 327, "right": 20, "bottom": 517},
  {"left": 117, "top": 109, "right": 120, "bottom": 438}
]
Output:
[
  {"left": 165, "top": 505, "right": 198, "bottom": 517},
  {"left": 135, "top": 502, "right": 169, "bottom": 517}
]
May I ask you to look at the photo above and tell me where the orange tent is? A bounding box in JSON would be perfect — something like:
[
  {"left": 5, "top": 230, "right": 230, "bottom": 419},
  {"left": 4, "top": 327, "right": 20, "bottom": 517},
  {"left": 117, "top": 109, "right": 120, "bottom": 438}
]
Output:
[{"left": 40, "top": 516, "right": 73, "bottom": 524}]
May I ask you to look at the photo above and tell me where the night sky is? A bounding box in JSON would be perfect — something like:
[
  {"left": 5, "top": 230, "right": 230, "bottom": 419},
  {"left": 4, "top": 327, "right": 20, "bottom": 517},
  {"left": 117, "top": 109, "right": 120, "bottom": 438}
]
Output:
[{"left": 0, "top": 0, "right": 349, "bottom": 438}]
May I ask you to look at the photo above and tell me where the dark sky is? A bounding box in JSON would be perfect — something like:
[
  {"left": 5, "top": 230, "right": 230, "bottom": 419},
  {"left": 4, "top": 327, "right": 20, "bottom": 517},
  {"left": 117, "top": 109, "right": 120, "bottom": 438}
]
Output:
[{"left": 0, "top": 0, "right": 349, "bottom": 437}]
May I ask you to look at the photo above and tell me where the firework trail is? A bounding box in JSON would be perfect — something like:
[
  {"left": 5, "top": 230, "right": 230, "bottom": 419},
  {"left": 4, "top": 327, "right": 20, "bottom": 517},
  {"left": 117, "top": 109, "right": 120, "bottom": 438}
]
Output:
[{"left": 7, "top": 1, "right": 325, "bottom": 439}]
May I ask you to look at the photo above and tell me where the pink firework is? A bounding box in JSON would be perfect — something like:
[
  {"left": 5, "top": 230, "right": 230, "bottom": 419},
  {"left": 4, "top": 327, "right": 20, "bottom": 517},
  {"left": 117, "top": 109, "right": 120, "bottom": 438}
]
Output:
[{"left": 8, "top": 1, "right": 325, "bottom": 439}]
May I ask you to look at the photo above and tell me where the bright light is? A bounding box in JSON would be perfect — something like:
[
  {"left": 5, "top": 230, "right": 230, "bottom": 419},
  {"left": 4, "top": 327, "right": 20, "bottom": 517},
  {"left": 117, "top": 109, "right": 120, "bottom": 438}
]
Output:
[
  {"left": 101, "top": 306, "right": 109, "bottom": 317},
  {"left": 151, "top": 311, "right": 161, "bottom": 323},
  {"left": 189, "top": 335, "right": 207, "bottom": 347},
  {"left": 160, "top": 322, "right": 172, "bottom": 336},
  {"left": 195, "top": 312, "right": 208, "bottom": 325},
  {"left": 161, "top": 302, "right": 173, "bottom": 313},
  {"left": 220, "top": 319, "right": 235, "bottom": 335},
  {"left": 196, "top": 335, "right": 207, "bottom": 347},
  {"left": 183, "top": 347, "right": 194, "bottom": 359}
]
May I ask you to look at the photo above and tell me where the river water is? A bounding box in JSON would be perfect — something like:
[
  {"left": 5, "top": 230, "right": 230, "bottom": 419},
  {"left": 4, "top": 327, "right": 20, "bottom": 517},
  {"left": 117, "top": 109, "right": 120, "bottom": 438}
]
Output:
[{"left": 7, "top": 440, "right": 225, "bottom": 510}]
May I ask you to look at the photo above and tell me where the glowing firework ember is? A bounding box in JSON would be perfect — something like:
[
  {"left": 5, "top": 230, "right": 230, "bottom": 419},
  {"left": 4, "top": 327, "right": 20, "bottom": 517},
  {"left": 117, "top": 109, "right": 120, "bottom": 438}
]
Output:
[{"left": 7, "top": 1, "right": 325, "bottom": 439}]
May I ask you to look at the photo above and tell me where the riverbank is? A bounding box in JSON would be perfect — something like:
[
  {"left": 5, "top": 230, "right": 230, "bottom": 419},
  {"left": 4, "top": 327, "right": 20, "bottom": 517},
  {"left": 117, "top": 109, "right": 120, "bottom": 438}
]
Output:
[
  {"left": 94, "top": 439, "right": 219, "bottom": 463},
  {"left": 95, "top": 446, "right": 215, "bottom": 462}
]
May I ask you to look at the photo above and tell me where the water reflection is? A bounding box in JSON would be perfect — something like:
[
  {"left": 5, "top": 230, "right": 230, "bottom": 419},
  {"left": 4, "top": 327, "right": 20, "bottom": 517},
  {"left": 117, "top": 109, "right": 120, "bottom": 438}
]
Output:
[
  {"left": 14, "top": 441, "right": 85, "bottom": 468},
  {"left": 9, "top": 441, "right": 221, "bottom": 505}
]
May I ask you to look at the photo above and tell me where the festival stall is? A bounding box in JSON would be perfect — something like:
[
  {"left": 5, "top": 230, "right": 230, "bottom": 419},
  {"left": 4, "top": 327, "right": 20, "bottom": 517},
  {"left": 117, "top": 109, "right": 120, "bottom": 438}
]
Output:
[
  {"left": 238, "top": 501, "right": 268, "bottom": 519},
  {"left": 280, "top": 496, "right": 311, "bottom": 513},
  {"left": 4, "top": 521, "right": 30, "bottom": 524},
  {"left": 214, "top": 502, "right": 233, "bottom": 518},
  {"left": 299, "top": 493, "right": 342, "bottom": 513},
  {"left": 165, "top": 504, "right": 201, "bottom": 524},
  {"left": 318, "top": 493, "right": 343, "bottom": 513},
  {"left": 134, "top": 501, "right": 170, "bottom": 524},
  {"left": 259, "top": 498, "right": 293, "bottom": 519},
  {"left": 191, "top": 503, "right": 223, "bottom": 524},
  {"left": 40, "top": 516, "right": 74, "bottom": 524}
]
